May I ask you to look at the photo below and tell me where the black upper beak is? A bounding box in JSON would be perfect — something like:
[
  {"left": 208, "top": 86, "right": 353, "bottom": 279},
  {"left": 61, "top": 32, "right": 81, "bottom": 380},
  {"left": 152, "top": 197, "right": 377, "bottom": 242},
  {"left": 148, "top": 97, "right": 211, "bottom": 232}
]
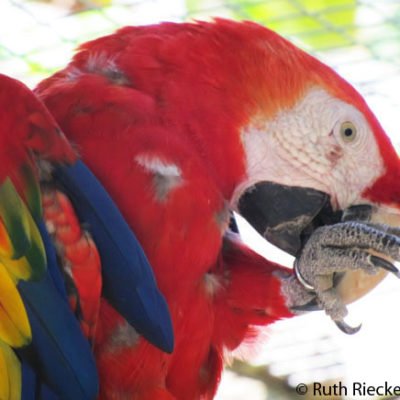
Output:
[{"left": 238, "top": 181, "right": 342, "bottom": 256}]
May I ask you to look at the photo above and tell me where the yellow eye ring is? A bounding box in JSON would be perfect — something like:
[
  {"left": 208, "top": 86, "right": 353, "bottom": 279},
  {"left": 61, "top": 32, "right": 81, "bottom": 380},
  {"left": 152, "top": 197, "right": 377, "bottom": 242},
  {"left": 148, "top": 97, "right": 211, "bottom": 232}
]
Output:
[{"left": 340, "top": 121, "right": 357, "bottom": 142}]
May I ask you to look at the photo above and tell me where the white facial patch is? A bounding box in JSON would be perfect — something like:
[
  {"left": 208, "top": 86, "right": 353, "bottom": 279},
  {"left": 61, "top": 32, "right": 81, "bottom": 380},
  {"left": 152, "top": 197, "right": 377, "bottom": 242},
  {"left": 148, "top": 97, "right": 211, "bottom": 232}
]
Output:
[
  {"left": 135, "top": 154, "right": 183, "bottom": 201},
  {"left": 235, "top": 88, "right": 385, "bottom": 210}
]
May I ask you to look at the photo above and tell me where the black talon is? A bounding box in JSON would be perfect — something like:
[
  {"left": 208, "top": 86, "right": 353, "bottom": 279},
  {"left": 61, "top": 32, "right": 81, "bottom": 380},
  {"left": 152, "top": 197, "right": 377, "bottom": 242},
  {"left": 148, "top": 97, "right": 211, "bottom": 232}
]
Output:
[
  {"left": 342, "top": 204, "right": 373, "bottom": 222},
  {"left": 291, "top": 298, "right": 321, "bottom": 312},
  {"left": 370, "top": 255, "right": 400, "bottom": 278},
  {"left": 334, "top": 320, "right": 362, "bottom": 335}
]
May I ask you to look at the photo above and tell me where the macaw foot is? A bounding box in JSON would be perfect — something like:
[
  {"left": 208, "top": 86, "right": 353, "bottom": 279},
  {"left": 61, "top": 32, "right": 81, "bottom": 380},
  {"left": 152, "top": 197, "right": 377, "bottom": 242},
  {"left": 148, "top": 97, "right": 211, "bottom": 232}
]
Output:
[{"left": 280, "top": 219, "right": 400, "bottom": 334}]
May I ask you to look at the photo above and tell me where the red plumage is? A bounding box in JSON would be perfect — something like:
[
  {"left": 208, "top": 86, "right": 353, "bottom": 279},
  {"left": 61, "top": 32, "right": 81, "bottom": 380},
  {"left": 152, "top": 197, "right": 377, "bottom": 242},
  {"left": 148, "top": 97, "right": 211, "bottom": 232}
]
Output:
[
  {"left": 42, "top": 189, "right": 102, "bottom": 340},
  {"left": 0, "top": 73, "right": 76, "bottom": 214},
  {"left": 34, "top": 19, "right": 398, "bottom": 399}
]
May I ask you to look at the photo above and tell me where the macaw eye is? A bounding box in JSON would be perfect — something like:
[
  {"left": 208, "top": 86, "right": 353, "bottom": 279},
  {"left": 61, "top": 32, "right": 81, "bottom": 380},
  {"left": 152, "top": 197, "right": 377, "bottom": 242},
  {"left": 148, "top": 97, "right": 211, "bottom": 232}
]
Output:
[{"left": 340, "top": 121, "right": 357, "bottom": 142}]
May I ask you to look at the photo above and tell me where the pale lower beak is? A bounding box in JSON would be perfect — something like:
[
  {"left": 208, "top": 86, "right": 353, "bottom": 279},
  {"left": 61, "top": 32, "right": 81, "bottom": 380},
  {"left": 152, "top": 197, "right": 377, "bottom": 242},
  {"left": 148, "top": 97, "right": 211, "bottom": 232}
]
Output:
[{"left": 337, "top": 204, "right": 400, "bottom": 305}]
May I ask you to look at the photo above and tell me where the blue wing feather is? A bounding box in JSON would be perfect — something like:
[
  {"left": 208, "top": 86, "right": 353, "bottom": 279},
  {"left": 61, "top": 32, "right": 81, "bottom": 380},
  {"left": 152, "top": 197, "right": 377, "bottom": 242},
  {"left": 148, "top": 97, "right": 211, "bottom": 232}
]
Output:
[
  {"left": 53, "top": 161, "right": 174, "bottom": 353},
  {"left": 17, "top": 221, "right": 99, "bottom": 400},
  {"left": 21, "top": 362, "right": 59, "bottom": 400},
  {"left": 21, "top": 362, "right": 37, "bottom": 400},
  {"left": 37, "top": 382, "right": 60, "bottom": 400}
]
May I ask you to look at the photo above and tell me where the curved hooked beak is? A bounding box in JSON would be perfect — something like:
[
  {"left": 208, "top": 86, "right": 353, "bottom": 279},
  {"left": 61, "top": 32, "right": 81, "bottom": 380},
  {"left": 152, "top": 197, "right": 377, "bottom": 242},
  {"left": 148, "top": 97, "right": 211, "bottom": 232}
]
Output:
[{"left": 237, "top": 181, "right": 342, "bottom": 256}]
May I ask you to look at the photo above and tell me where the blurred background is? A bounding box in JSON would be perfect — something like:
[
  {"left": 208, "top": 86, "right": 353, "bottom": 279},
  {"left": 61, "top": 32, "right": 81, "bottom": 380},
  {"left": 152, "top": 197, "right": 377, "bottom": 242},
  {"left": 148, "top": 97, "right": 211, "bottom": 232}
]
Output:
[{"left": 1, "top": 1, "right": 400, "bottom": 399}]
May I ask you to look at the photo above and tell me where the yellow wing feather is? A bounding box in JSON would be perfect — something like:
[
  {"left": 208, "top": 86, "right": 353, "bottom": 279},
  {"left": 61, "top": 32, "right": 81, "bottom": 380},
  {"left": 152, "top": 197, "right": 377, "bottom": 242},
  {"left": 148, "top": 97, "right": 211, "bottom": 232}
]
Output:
[
  {"left": 0, "top": 179, "right": 46, "bottom": 279},
  {"left": 0, "top": 263, "right": 31, "bottom": 347},
  {"left": 0, "top": 179, "right": 31, "bottom": 260},
  {"left": 0, "top": 178, "right": 46, "bottom": 348},
  {"left": 0, "top": 341, "right": 21, "bottom": 400}
]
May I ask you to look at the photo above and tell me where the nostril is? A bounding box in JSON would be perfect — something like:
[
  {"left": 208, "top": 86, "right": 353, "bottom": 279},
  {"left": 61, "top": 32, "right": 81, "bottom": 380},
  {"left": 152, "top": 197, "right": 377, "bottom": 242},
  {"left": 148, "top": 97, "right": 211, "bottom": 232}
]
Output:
[{"left": 327, "top": 145, "right": 343, "bottom": 164}]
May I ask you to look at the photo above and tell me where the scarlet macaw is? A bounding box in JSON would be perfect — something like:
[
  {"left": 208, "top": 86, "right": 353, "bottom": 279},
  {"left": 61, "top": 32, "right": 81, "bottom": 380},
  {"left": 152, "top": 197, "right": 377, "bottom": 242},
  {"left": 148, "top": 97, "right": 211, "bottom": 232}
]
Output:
[{"left": 2, "top": 18, "right": 400, "bottom": 400}]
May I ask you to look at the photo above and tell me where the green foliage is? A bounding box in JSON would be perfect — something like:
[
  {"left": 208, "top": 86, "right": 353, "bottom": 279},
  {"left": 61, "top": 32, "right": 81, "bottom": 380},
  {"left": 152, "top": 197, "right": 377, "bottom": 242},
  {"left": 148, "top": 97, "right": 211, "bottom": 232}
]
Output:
[
  {"left": 186, "top": 0, "right": 357, "bottom": 50},
  {"left": 233, "top": 0, "right": 357, "bottom": 49}
]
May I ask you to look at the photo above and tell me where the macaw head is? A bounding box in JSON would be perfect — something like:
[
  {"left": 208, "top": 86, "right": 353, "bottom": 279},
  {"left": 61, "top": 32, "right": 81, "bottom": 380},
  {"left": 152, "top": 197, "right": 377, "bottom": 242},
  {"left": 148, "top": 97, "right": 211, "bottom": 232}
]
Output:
[
  {"left": 215, "top": 20, "right": 400, "bottom": 305},
  {"left": 226, "top": 23, "right": 400, "bottom": 258}
]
